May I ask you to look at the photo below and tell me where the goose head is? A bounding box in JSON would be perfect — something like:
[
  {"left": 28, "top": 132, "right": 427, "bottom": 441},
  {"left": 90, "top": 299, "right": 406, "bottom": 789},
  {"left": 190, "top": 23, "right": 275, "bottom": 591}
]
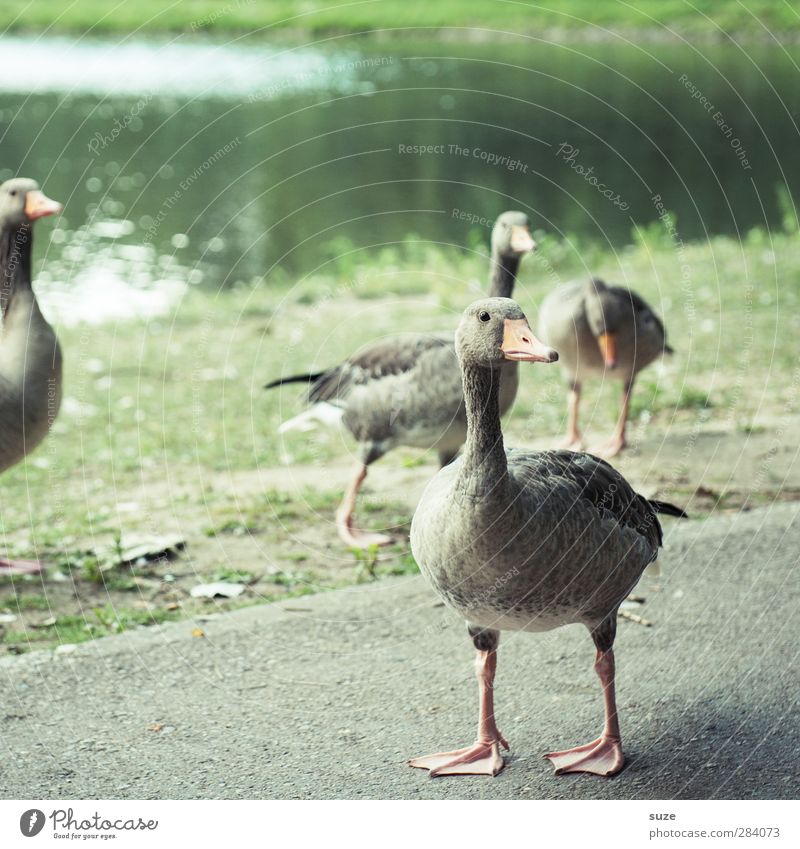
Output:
[
  {"left": 583, "top": 278, "right": 624, "bottom": 369},
  {"left": 456, "top": 297, "right": 558, "bottom": 369},
  {"left": 0, "top": 178, "right": 62, "bottom": 232},
  {"left": 491, "top": 211, "right": 536, "bottom": 258}
]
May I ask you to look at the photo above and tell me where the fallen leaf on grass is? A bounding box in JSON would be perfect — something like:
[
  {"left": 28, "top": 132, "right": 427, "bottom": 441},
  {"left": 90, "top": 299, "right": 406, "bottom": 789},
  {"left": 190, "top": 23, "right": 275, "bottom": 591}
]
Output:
[
  {"left": 190, "top": 582, "right": 245, "bottom": 599},
  {"left": 98, "top": 534, "right": 186, "bottom": 570}
]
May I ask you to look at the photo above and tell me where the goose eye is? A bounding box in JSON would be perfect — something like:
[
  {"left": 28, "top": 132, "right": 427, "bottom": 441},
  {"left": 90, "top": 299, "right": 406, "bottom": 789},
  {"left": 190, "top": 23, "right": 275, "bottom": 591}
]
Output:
[
  {"left": 9, "top": 190, "right": 16, "bottom": 197},
  {"left": 479, "top": 311, "right": 491, "bottom": 323}
]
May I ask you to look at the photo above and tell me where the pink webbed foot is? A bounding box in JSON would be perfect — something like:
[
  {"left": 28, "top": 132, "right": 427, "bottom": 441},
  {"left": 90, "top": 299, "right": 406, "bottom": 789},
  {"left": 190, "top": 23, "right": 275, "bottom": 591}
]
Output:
[
  {"left": 337, "top": 522, "right": 392, "bottom": 549},
  {"left": 409, "top": 736, "right": 509, "bottom": 777},
  {"left": 545, "top": 735, "right": 624, "bottom": 776},
  {"left": 336, "top": 508, "right": 392, "bottom": 548},
  {"left": 589, "top": 436, "right": 626, "bottom": 459},
  {"left": 557, "top": 434, "right": 585, "bottom": 451},
  {"left": 0, "top": 558, "right": 42, "bottom": 576}
]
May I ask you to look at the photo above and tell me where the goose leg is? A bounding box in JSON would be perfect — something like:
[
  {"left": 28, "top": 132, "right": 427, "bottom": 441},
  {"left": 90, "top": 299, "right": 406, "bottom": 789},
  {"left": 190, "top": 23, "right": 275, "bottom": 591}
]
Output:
[
  {"left": 558, "top": 381, "right": 584, "bottom": 450},
  {"left": 591, "top": 378, "right": 632, "bottom": 458},
  {"left": 335, "top": 462, "right": 392, "bottom": 548},
  {"left": 0, "top": 558, "right": 42, "bottom": 575},
  {"left": 545, "top": 620, "right": 625, "bottom": 777},
  {"left": 409, "top": 628, "right": 508, "bottom": 777}
]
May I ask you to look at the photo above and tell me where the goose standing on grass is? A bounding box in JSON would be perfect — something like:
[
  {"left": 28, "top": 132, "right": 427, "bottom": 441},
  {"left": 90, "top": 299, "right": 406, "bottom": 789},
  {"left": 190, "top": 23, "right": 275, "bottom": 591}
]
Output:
[
  {"left": 0, "top": 178, "right": 63, "bottom": 574},
  {"left": 538, "top": 277, "right": 672, "bottom": 457},
  {"left": 265, "top": 212, "right": 536, "bottom": 548},
  {"left": 408, "top": 297, "right": 686, "bottom": 777}
]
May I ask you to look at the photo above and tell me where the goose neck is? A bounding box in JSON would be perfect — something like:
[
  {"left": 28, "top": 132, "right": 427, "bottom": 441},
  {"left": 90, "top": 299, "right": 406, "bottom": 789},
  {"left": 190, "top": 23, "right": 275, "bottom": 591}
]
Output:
[
  {"left": 0, "top": 224, "right": 33, "bottom": 319},
  {"left": 456, "top": 361, "right": 508, "bottom": 499},
  {"left": 488, "top": 251, "right": 521, "bottom": 299}
]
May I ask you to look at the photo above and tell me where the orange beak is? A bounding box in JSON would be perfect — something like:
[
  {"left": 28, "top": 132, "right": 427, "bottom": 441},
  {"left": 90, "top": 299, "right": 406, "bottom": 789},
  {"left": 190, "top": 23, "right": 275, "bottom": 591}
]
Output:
[
  {"left": 25, "top": 190, "right": 62, "bottom": 221},
  {"left": 510, "top": 225, "right": 536, "bottom": 253},
  {"left": 597, "top": 332, "right": 617, "bottom": 368},
  {"left": 501, "top": 318, "right": 558, "bottom": 363}
]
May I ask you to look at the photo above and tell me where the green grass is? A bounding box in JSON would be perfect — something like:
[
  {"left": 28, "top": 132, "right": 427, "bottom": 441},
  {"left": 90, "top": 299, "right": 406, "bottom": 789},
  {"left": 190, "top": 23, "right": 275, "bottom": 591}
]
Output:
[
  {"left": 0, "top": 0, "right": 797, "bottom": 39},
  {"left": 210, "top": 566, "right": 257, "bottom": 583},
  {"left": 0, "top": 223, "right": 790, "bottom": 550},
  {"left": 2, "top": 594, "right": 52, "bottom": 611},
  {"left": 0, "top": 221, "right": 795, "bottom": 652},
  {"left": 204, "top": 489, "right": 346, "bottom": 537},
  {"left": 629, "top": 381, "right": 712, "bottom": 419},
  {"left": 1, "top": 605, "right": 181, "bottom": 650}
]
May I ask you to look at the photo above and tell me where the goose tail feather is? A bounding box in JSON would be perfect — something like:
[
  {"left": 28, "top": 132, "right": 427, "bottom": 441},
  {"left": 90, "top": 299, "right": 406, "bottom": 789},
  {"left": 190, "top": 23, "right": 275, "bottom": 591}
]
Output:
[
  {"left": 264, "top": 371, "right": 325, "bottom": 391},
  {"left": 650, "top": 499, "right": 688, "bottom": 519},
  {"left": 277, "top": 402, "right": 345, "bottom": 434}
]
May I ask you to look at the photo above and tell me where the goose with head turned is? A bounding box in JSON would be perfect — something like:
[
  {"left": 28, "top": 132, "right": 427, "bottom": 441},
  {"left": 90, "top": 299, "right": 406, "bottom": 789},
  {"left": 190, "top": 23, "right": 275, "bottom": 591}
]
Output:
[
  {"left": 265, "top": 211, "right": 536, "bottom": 548},
  {"left": 538, "top": 277, "right": 672, "bottom": 457},
  {"left": 0, "top": 178, "right": 63, "bottom": 574},
  {"left": 408, "top": 297, "right": 686, "bottom": 777}
]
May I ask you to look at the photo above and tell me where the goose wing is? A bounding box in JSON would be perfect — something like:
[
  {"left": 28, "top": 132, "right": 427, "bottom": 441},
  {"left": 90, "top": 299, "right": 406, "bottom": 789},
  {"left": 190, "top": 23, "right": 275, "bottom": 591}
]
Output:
[
  {"left": 342, "top": 341, "right": 464, "bottom": 446},
  {"left": 608, "top": 285, "right": 669, "bottom": 340},
  {"left": 308, "top": 332, "right": 453, "bottom": 403},
  {"left": 507, "top": 448, "right": 674, "bottom": 550}
]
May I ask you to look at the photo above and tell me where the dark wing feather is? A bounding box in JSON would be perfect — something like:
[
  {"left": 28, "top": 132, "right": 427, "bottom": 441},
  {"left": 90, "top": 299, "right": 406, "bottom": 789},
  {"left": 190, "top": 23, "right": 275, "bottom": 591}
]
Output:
[
  {"left": 508, "top": 449, "right": 672, "bottom": 549},
  {"left": 608, "top": 285, "right": 668, "bottom": 339},
  {"left": 264, "top": 371, "right": 325, "bottom": 390},
  {"left": 649, "top": 499, "right": 688, "bottom": 519},
  {"left": 607, "top": 285, "right": 652, "bottom": 314},
  {"left": 308, "top": 332, "right": 453, "bottom": 403}
]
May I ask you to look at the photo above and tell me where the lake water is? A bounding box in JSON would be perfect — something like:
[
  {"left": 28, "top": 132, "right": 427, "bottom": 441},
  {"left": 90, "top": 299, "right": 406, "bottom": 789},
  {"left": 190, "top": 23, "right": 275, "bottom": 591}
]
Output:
[{"left": 1, "top": 35, "right": 798, "bottom": 317}]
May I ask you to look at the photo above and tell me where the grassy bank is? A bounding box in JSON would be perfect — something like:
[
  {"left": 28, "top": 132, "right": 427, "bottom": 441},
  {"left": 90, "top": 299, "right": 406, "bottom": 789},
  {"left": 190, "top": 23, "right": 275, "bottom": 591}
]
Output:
[
  {"left": 0, "top": 223, "right": 795, "bottom": 652},
  {"left": 0, "top": 0, "right": 798, "bottom": 41}
]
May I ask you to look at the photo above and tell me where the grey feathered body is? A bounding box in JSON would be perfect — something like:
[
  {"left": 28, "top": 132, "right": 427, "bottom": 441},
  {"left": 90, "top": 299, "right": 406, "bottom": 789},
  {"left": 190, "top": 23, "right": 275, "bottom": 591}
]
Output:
[
  {"left": 270, "top": 235, "right": 528, "bottom": 465},
  {"left": 0, "top": 290, "right": 62, "bottom": 473},
  {"left": 539, "top": 281, "right": 668, "bottom": 384},
  {"left": 337, "top": 335, "right": 519, "bottom": 461},
  {"left": 411, "top": 447, "right": 661, "bottom": 634}
]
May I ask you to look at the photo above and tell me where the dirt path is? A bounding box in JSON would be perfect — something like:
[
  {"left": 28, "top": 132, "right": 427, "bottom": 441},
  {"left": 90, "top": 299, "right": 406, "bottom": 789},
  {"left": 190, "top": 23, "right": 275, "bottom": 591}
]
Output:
[{"left": 2, "top": 419, "right": 798, "bottom": 653}]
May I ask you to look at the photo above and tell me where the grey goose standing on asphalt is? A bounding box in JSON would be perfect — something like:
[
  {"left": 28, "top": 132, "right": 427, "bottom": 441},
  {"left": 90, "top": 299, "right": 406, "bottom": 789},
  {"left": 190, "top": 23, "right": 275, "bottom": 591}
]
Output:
[{"left": 409, "top": 297, "right": 686, "bottom": 777}]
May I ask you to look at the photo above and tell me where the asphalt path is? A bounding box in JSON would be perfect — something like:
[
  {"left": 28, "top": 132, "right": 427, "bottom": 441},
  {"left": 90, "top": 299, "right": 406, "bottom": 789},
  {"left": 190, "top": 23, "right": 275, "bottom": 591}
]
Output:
[{"left": 1, "top": 503, "right": 798, "bottom": 799}]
